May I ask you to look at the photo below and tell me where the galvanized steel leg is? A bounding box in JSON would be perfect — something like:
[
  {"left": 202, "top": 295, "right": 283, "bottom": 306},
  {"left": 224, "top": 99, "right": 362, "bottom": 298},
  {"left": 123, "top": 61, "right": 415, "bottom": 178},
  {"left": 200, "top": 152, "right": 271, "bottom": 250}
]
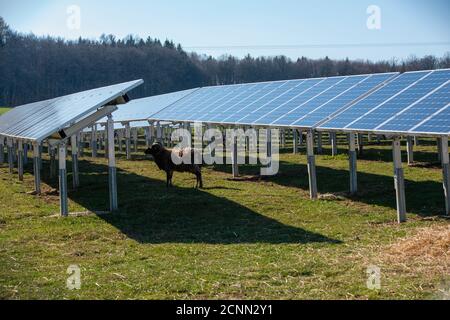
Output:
[
  {"left": 349, "top": 133, "right": 358, "bottom": 195},
  {"left": 18, "top": 140, "right": 24, "bottom": 181},
  {"left": 50, "top": 147, "right": 56, "bottom": 179},
  {"left": 406, "top": 136, "right": 414, "bottom": 165},
  {"left": 91, "top": 126, "right": 98, "bottom": 158},
  {"left": 33, "top": 143, "right": 41, "bottom": 195},
  {"left": 71, "top": 135, "right": 79, "bottom": 189},
  {"left": 107, "top": 115, "right": 118, "bottom": 212},
  {"left": 59, "top": 143, "right": 68, "bottom": 216},
  {"left": 156, "top": 122, "right": 163, "bottom": 145},
  {"left": 293, "top": 129, "right": 299, "bottom": 154},
  {"left": 0, "top": 138, "right": 4, "bottom": 164},
  {"left": 357, "top": 134, "right": 364, "bottom": 156},
  {"left": 232, "top": 135, "right": 239, "bottom": 178},
  {"left": 331, "top": 132, "right": 338, "bottom": 156},
  {"left": 307, "top": 130, "right": 318, "bottom": 199},
  {"left": 7, "top": 138, "right": 13, "bottom": 174},
  {"left": 316, "top": 132, "right": 323, "bottom": 154},
  {"left": 133, "top": 128, "right": 138, "bottom": 153},
  {"left": 393, "top": 137, "right": 406, "bottom": 223},
  {"left": 38, "top": 143, "right": 43, "bottom": 170},
  {"left": 440, "top": 137, "right": 449, "bottom": 216},
  {"left": 125, "top": 123, "right": 131, "bottom": 160},
  {"left": 437, "top": 138, "right": 442, "bottom": 163}
]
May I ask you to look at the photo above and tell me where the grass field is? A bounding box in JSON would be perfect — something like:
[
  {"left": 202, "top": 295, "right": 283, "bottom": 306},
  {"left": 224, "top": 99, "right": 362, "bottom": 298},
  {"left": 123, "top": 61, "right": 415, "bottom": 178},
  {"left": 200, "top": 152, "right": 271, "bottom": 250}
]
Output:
[
  {"left": 0, "top": 137, "right": 449, "bottom": 300},
  {"left": 0, "top": 107, "right": 11, "bottom": 115}
]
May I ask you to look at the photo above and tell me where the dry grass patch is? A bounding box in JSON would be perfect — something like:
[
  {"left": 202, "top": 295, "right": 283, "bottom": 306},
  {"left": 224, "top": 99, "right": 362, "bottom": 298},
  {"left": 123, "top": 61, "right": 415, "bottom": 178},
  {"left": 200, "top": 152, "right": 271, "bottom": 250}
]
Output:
[{"left": 382, "top": 224, "right": 449, "bottom": 273}]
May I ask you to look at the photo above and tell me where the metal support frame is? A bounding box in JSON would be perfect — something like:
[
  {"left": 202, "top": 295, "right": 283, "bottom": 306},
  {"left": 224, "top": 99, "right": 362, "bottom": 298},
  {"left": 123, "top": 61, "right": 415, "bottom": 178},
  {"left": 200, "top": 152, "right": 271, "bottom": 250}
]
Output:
[
  {"left": 316, "top": 132, "right": 323, "bottom": 154},
  {"left": 349, "top": 133, "right": 358, "bottom": 195},
  {"left": 293, "top": 129, "right": 299, "bottom": 154},
  {"left": 281, "top": 129, "right": 286, "bottom": 148},
  {"left": 156, "top": 122, "right": 163, "bottom": 144},
  {"left": 133, "top": 128, "right": 138, "bottom": 153},
  {"left": 91, "top": 126, "right": 98, "bottom": 158},
  {"left": 23, "top": 143, "right": 28, "bottom": 166},
  {"left": 331, "top": 132, "right": 338, "bottom": 156},
  {"left": 437, "top": 138, "right": 442, "bottom": 162},
  {"left": 7, "top": 138, "right": 13, "bottom": 174},
  {"left": 144, "top": 127, "right": 150, "bottom": 148},
  {"left": 393, "top": 137, "right": 407, "bottom": 223},
  {"left": 440, "top": 137, "right": 449, "bottom": 216},
  {"left": 50, "top": 146, "right": 56, "bottom": 178},
  {"left": 232, "top": 135, "right": 239, "bottom": 178},
  {"left": 406, "top": 136, "right": 414, "bottom": 165},
  {"left": 33, "top": 143, "right": 41, "bottom": 194},
  {"left": 125, "top": 123, "right": 131, "bottom": 160},
  {"left": 18, "top": 140, "right": 24, "bottom": 181},
  {"left": 149, "top": 122, "right": 155, "bottom": 145},
  {"left": 299, "top": 130, "right": 303, "bottom": 145},
  {"left": 118, "top": 129, "right": 123, "bottom": 152},
  {"left": 307, "top": 130, "right": 318, "bottom": 199},
  {"left": 59, "top": 143, "right": 68, "bottom": 216},
  {"left": 78, "top": 132, "right": 83, "bottom": 158},
  {"left": 38, "top": 143, "right": 43, "bottom": 170},
  {"left": 357, "top": 133, "right": 364, "bottom": 156},
  {"left": 71, "top": 135, "right": 79, "bottom": 189},
  {"left": 107, "top": 115, "right": 118, "bottom": 212},
  {"left": 0, "top": 137, "right": 4, "bottom": 164}
]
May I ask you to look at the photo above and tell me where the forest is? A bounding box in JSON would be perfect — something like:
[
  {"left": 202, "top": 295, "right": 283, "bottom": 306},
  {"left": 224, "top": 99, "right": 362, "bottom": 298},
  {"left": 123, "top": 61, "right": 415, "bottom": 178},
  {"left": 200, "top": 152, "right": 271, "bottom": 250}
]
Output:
[{"left": 1, "top": 16, "right": 449, "bottom": 107}]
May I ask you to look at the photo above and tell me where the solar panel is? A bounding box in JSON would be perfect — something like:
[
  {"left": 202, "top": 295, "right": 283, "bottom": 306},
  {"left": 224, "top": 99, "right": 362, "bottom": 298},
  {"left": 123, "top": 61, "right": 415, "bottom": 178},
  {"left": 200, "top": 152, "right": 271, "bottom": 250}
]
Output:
[
  {"left": 98, "top": 88, "right": 197, "bottom": 124},
  {"left": 376, "top": 81, "right": 450, "bottom": 133},
  {"left": 148, "top": 70, "right": 448, "bottom": 136},
  {"left": 293, "top": 73, "right": 398, "bottom": 127},
  {"left": 411, "top": 103, "right": 450, "bottom": 134},
  {"left": 0, "top": 80, "right": 143, "bottom": 142},
  {"left": 346, "top": 70, "right": 449, "bottom": 130},
  {"left": 319, "top": 71, "right": 433, "bottom": 130},
  {"left": 206, "top": 82, "right": 282, "bottom": 123}
]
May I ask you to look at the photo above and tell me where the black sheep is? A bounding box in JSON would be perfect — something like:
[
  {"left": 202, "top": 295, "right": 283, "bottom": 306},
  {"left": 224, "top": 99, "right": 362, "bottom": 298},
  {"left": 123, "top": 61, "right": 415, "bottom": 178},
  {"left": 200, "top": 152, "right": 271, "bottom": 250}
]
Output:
[{"left": 145, "top": 143, "right": 203, "bottom": 189}]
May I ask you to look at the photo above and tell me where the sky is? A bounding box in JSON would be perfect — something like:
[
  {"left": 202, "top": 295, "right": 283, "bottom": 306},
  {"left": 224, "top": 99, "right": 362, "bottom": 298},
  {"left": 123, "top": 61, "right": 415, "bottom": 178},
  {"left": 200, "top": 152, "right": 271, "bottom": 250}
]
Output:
[{"left": 0, "top": 0, "right": 449, "bottom": 61}]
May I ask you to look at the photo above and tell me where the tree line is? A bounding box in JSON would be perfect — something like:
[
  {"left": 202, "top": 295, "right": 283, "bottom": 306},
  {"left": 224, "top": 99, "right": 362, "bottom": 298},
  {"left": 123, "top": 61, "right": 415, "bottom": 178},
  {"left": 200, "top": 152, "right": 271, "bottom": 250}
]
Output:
[{"left": 1, "top": 17, "right": 449, "bottom": 107}]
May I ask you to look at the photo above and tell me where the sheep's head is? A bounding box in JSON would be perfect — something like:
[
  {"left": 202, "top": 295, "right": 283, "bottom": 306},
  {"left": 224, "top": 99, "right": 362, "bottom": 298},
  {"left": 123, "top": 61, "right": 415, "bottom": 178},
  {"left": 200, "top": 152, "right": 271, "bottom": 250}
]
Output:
[{"left": 145, "top": 143, "right": 163, "bottom": 156}]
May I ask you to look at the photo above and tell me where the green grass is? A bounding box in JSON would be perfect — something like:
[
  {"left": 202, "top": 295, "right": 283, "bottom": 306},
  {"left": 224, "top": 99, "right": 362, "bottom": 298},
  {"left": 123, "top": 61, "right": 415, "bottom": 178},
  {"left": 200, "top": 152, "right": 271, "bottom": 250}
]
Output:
[
  {"left": 0, "top": 138, "right": 448, "bottom": 300},
  {"left": 0, "top": 107, "right": 11, "bottom": 116}
]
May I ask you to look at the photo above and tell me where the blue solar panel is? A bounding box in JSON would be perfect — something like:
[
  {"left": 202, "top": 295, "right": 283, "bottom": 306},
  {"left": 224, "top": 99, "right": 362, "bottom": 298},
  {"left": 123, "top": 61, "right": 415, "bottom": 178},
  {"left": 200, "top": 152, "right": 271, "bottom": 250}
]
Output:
[
  {"left": 377, "top": 82, "right": 450, "bottom": 132},
  {"left": 346, "top": 70, "right": 449, "bottom": 130},
  {"left": 412, "top": 103, "right": 450, "bottom": 134},
  {"left": 221, "top": 80, "right": 301, "bottom": 123},
  {"left": 319, "top": 71, "right": 431, "bottom": 130},
  {"left": 296, "top": 73, "right": 397, "bottom": 127},
  {"left": 195, "top": 83, "right": 260, "bottom": 122},
  {"left": 258, "top": 77, "right": 346, "bottom": 126},
  {"left": 232, "top": 80, "right": 306, "bottom": 124}
]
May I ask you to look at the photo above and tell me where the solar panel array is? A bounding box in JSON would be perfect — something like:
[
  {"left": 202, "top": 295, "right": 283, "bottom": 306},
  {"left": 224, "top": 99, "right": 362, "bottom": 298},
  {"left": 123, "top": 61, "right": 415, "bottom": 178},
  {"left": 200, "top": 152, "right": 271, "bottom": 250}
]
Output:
[
  {"left": 148, "top": 70, "right": 449, "bottom": 136},
  {"left": 0, "top": 80, "right": 143, "bottom": 142},
  {"left": 319, "top": 69, "right": 450, "bottom": 135},
  {"left": 151, "top": 73, "right": 399, "bottom": 127}
]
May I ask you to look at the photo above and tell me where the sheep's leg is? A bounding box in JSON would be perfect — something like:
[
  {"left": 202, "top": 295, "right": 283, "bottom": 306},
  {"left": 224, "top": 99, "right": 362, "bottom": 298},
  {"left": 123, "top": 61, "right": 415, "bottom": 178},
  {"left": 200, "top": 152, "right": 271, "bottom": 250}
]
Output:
[
  {"left": 196, "top": 171, "right": 203, "bottom": 189},
  {"left": 169, "top": 171, "right": 174, "bottom": 187},
  {"left": 166, "top": 171, "right": 171, "bottom": 188}
]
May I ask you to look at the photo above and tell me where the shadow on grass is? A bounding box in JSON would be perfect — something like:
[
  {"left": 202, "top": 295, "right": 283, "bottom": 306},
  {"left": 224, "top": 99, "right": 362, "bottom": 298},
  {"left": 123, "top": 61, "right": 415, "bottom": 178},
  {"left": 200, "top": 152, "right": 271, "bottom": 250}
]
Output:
[
  {"left": 212, "top": 157, "right": 446, "bottom": 218},
  {"left": 38, "top": 157, "right": 340, "bottom": 245}
]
